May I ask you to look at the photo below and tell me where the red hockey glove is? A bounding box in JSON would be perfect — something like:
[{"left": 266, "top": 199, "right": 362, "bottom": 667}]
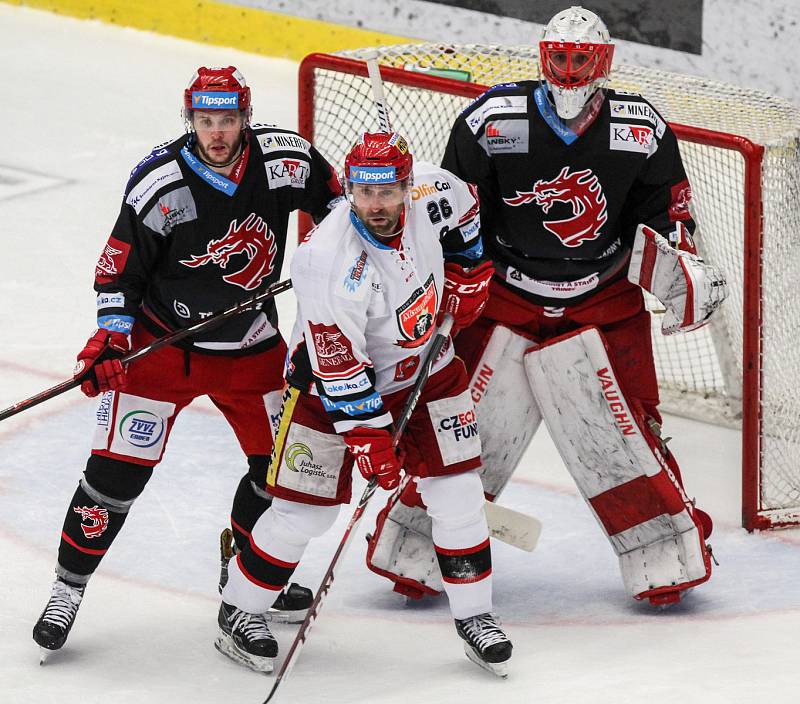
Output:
[
  {"left": 343, "top": 427, "right": 404, "bottom": 491},
  {"left": 439, "top": 260, "right": 494, "bottom": 331},
  {"left": 74, "top": 329, "right": 130, "bottom": 397}
]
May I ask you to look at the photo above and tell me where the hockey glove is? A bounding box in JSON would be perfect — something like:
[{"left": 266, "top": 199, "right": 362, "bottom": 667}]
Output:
[
  {"left": 628, "top": 224, "right": 728, "bottom": 335},
  {"left": 439, "top": 260, "right": 494, "bottom": 332},
  {"left": 74, "top": 329, "right": 130, "bottom": 397},
  {"left": 343, "top": 427, "right": 404, "bottom": 491}
]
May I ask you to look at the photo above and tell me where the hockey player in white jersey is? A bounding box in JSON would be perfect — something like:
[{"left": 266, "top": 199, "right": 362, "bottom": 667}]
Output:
[{"left": 216, "top": 132, "right": 512, "bottom": 676}]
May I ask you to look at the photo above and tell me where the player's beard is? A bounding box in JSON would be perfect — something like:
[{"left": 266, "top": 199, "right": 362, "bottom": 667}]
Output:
[
  {"left": 360, "top": 204, "right": 404, "bottom": 238},
  {"left": 196, "top": 132, "right": 243, "bottom": 168}
]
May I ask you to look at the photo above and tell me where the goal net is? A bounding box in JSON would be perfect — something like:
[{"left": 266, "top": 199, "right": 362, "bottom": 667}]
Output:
[{"left": 298, "top": 45, "right": 800, "bottom": 531}]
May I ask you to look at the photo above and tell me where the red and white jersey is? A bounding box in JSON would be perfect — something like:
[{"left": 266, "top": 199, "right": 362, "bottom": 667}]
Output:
[{"left": 286, "top": 161, "right": 483, "bottom": 433}]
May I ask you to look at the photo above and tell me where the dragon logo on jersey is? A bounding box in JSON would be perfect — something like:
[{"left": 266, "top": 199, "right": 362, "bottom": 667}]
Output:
[
  {"left": 73, "top": 505, "right": 109, "bottom": 539},
  {"left": 503, "top": 166, "right": 608, "bottom": 248},
  {"left": 395, "top": 274, "right": 438, "bottom": 348},
  {"left": 179, "top": 213, "right": 277, "bottom": 290}
]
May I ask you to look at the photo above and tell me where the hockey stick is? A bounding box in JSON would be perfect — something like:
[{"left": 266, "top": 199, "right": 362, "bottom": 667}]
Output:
[
  {"left": 368, "top": 49, "right": 541, "bottom": 553},
  {"left": 364, "top": 49, "right": 393, "bottom": 133},
  {"left": 263, "top": 315, "right": 455, "bottom": 704},
  {"left": 0, "top": 279, "right": 293, "bottom": 423},
  {"left": 361, "top": 49, "right": 542, "bottom": 554}
]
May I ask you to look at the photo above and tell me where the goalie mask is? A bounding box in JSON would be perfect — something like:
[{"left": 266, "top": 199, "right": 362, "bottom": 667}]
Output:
[
  {"left": 539, "top": 6, "right": 614, "bottom": 120},
  {"left": 182, "top": 66, "right": 252, "bottom": 132}
]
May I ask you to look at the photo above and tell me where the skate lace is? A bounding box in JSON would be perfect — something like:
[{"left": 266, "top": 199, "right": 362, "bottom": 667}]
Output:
[
  {"left": 460, "top": 613, "right": 507, "bottom": 651},
  {"left": 42, "top": 581, "right": 84, "bottom": 629},
  {"left": 231, "top": 609, "right": 271, "bottom": 642}
]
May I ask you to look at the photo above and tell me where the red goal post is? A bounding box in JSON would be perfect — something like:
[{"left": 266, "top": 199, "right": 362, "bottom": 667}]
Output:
[{"left": 297, "top": 47, "right": 800, "bottom": 531}]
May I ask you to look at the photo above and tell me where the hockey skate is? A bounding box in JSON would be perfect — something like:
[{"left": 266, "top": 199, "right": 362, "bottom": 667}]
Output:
[
  {"left": 219, "top": 528, "right": 313, "bottom": 623},
  {"left": 455, "top": 612, "right": 513, "bottom": 678},
  {"left": 215, "top": 601, "right": 278, "bottom": 674},
  {"left": 33, "top": 578, "right": 86, "bottom": 663}
]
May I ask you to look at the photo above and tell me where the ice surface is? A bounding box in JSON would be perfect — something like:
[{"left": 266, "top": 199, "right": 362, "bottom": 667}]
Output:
[{"left": 2, "top": 5, "right": 799, "bottom": 704}]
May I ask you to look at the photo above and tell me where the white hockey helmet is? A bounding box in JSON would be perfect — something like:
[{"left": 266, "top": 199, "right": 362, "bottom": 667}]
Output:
[{"left": 539, "top": 6, "right": 614, "bottom": 119}]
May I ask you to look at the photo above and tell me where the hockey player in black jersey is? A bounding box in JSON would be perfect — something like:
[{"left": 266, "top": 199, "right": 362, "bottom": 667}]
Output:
[
  {"left": 367, "top": 7, "right": 728, "bottom": 608},
  {"left": 33, "top": 66, "right": 342, "bottom": 659}
]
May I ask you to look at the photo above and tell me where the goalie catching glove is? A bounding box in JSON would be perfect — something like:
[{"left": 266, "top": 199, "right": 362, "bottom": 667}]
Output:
[
  {"left": 74, "top": 329, "right": 130, "bottom": 397},
  {"left": 343, "top": 427, "right": 404, "bottom": 490},
  {"left": 628, "top": 223, "right": 727, "bottom": 335},
  {"left": 439, "top": 260, "right": 494, "bottom": 332}
]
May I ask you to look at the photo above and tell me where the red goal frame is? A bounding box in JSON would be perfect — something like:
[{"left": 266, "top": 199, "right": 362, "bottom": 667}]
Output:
[{"left": 297, "top": 52, "right": 769, "bottom": 531}]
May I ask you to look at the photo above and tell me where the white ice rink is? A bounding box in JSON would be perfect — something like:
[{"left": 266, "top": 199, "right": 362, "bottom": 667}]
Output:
[{"left": 2, "top": 5, "right": 800, "bottom": 704}]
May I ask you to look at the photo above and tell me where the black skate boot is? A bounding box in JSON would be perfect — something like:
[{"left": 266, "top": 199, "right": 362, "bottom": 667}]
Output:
[
  {"left": 215, "top": 601, "right": 278, "bottom": 674},
  {"left": 455, "top": 612, "right": 513, "bottom": 678},
  {"left": 33, "top": 578, "right": 86, "bottom": 662},
  {"left": 218, "top": 528, "right": 313, "bottom": 623}
]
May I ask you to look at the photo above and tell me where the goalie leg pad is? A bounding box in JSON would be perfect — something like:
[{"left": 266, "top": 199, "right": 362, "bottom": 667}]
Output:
[
  {"left": 365, "top": 324, "right": 543, "bottom": 597},
  {"left": 523, "top": 326, "right": 712, "bottom": 602},
  {"left": 365, "top": 477, "right": 443, "bottom": 598},
  {"left": 467, "top": 324, "right": 543, "bottom": 499}
]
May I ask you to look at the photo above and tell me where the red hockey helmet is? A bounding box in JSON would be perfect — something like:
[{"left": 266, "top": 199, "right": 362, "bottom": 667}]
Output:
[
  {"left": 183, "top": 66, "right": 252, "bottom": 125},
  {"left": 344, "top": 132, "right": 413, "bottom": 187}
]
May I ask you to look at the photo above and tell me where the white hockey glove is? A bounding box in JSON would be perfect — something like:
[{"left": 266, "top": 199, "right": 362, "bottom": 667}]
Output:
[{"left": 628, "top": 224, "right": 728, "bottom": 335}]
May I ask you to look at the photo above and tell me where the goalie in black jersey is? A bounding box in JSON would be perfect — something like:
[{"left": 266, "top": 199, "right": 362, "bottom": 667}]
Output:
[
  {"left": 32, "top": 66, "right": 342, "bottom": 660},
  {"left": 367, "top": 6, "right": 727, "bottom": 608}
]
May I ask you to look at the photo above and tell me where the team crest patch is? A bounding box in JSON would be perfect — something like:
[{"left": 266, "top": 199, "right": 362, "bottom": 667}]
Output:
[
  {"left": 503, "top": 166, "right": 608, "bottom": 247},
  {"left": 395, "top": 274, "right": 438, "bottom": 348},
  {"left": 179, "top": 212, "right": 277, "bottom": 291},
  {"left": 308, "top": 322, "right": 362, "bottom": 379}
]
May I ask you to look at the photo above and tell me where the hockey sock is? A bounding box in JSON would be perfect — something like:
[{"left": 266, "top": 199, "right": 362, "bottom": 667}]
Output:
[
  {"left": 56, "top": 484, "right": 132, "bottom": 577},
  {"left": 230, "top": 457, "right": 273, "bottom": 548}
]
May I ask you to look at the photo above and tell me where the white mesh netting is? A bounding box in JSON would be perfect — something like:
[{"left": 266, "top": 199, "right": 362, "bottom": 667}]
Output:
[{"left": 304, "top": 44, "right": 800, "bottom": 527}]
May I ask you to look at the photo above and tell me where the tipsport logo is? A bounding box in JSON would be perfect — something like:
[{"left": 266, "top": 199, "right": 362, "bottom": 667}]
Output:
[
  {"left": 192, "top": 91, "right": 239, "bottom": 109},
  {"left": 349, "top": 166, "right": 396, "bottom": 183}
]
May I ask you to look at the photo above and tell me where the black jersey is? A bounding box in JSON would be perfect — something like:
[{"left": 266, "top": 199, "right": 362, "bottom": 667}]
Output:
[
  {"left": 442, "top": 81, "right": 695, "bottom": 307},
  {"left": 93, "top": 125, "right": 342, "bottom": 354}
]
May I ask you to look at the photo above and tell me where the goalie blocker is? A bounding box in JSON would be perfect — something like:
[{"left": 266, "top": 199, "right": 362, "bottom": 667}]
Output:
[{"left": 367, "top": 324, "right": 712, "bottom": 605}]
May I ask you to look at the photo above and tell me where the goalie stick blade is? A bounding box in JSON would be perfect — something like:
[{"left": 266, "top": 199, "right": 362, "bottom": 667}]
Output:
[{"left": 485, "top": 501, "right": 542, "bottom": 552}]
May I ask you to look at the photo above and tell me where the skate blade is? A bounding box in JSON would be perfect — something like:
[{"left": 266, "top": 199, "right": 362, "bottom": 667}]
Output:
[
  {"left": 266, "top": 607, "right": 308, "bottom": 624},
  {"left": 39, "top": 647, "right": 53, "bottom": 666},
  {"left": 214, "top": 633, "right": 274, "bottom": 674},
  {"left": 463, "top": 643, "right": 509, "bottom": 679}
]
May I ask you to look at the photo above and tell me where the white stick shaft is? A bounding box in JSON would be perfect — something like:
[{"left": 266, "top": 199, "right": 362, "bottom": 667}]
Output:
[{"left": 364, "top": 49, "right": 392, "bottom": 133}]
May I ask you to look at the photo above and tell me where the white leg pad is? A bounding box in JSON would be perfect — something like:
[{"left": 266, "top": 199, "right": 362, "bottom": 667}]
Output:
[
  {"left": 366, "top": 324, "right": 542, "bottom": 597},
  {"left": 471, "top": 324, "right": 543, "bottom": 498},
  {"left": 523, "top": 326, "right": 711, "bottom": 600}
]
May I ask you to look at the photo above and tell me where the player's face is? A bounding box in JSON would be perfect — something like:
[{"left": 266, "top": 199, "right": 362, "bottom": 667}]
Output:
[
  {"left": 192, "top": 109, "right": 245, "bottom": 165},
  {"left": 349, "top": 181, "right": 407, "bottom": 237}
]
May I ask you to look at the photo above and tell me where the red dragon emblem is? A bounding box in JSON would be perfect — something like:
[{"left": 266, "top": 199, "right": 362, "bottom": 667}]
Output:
[
  {"left": 73, "top": 505, "right": 109, "bottom": 539},
  {"left": 503, "top": 166, "right": 608, "bottom": 247},
  {"left": 180, "top": 213, "right": 277, "bottom": 291}
]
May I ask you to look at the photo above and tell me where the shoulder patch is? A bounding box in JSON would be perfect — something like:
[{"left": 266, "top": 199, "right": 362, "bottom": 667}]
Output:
[
  {"left": 464, "top": 94, "right": 528, "bottom": 135},
  {"left": 127, "top": 139, "right": 175, "bottom": 188},
  {"left": 125, "top": 160, "right": 183, "bottom": 214},
  {"left": 609, "top": 99, "right": 666, "bottom": 138},
  {"left": 258, "top": 131, "right": 312, "bottom": 156}
]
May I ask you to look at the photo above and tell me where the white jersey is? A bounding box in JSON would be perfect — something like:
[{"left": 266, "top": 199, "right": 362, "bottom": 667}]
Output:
[{"left": 286, "top": 161, "right": 482, "bottom": 433}]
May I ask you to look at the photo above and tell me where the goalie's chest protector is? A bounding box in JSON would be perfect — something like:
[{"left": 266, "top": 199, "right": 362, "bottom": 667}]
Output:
[{"left": 470, "top": 83, "right": 667, "bottom": 261}]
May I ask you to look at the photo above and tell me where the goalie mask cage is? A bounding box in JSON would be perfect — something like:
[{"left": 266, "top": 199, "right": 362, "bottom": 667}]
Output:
[{"left": 297, "top": 46, "right": 800, "bottom": 532}]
